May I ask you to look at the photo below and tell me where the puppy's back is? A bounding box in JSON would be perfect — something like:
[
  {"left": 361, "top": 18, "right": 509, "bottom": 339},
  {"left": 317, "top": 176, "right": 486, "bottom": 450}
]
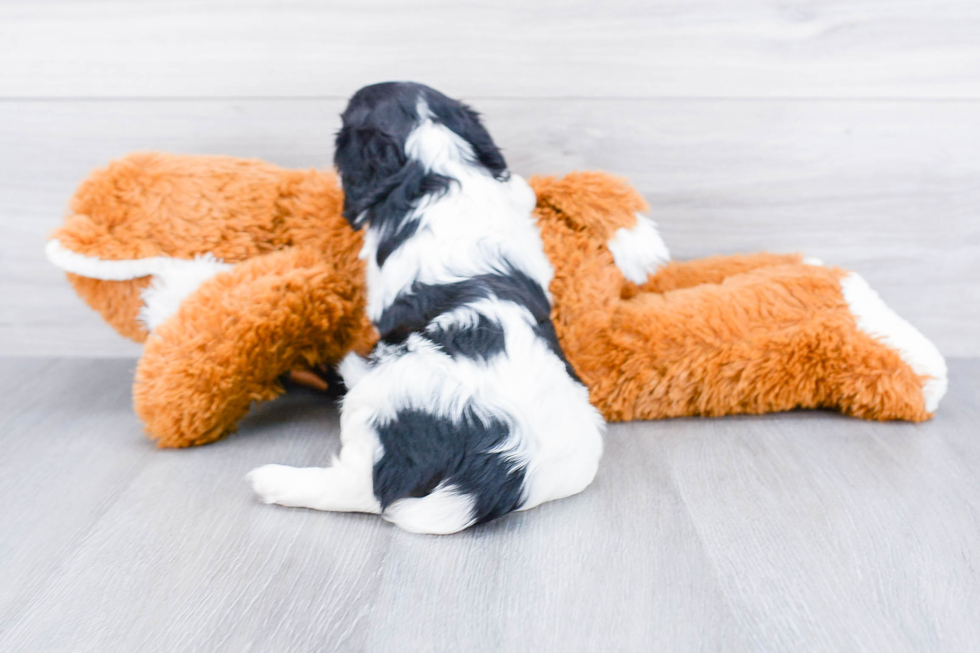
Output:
[{"left": 335, "top": 82, "right": 604, "bottom": 533}]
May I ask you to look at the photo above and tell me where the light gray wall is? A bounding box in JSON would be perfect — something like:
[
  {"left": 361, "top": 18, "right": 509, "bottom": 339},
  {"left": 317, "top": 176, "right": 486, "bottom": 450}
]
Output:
[{"left": 2, "top": 0, "right": 978, "bottom": 357}]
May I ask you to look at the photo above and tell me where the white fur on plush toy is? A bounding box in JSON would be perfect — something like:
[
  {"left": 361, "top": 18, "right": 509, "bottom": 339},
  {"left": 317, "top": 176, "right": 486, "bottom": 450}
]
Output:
[
  {"left": 841, "top": 272, "right": 947, "bottom": 412},
  {"left": 606, "top": 213, "right": 671, "bottom": 284},
  {"left": 138, "top": 255, "right": 233, "bottom": 331},
  {"left": 804, "top": 255, "right": 947, "bottom": 413},
  {"left": 45, "top": 240, "right": 232, "bottom": 331}
]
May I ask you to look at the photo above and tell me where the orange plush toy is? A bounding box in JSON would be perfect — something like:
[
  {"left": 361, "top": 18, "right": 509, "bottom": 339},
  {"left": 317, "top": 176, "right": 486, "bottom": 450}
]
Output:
[{"left": 47, "top": 152, "right": 947, "bottom": 447}]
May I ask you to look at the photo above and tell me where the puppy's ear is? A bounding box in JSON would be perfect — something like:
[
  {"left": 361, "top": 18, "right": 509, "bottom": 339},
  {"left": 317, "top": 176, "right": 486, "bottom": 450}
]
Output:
[
  {"left": 334, "top": 126, "right": 407, "bottom": 223},
  {"left": 437, "top": 103, "right": 508, "bottom": 180}
]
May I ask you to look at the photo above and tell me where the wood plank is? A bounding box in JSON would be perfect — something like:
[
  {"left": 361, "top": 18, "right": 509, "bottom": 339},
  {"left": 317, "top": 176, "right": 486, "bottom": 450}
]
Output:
[
  {"left": 0, "top": 377, "right": 393, "bottom": 652},
  {"left": 663, "top": 411, "right": 980, "bottom": 652},
  {"left": 2, "top": 98, "right": 977, "bottom": 356},
  {"left": 0, "top": 358, "right": 978, "bottom": 651},
  {"left": 0, "top": 359, "right": 153, "bottom": 635},
  {"left": 361, "top": 429, "right": 749, "bottom": 652},
  {"left": 2, "top": 0, "right": 980, "bottom": 99}
]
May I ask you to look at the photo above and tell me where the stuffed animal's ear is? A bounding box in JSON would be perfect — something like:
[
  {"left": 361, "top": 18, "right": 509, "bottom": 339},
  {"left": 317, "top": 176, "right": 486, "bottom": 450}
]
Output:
[{"left": 528, "top": 171, "right": 650, "bottom": 241}]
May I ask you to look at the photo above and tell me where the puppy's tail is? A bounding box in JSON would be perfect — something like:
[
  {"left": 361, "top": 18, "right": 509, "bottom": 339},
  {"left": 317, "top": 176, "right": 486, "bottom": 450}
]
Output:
[{"left": 381, "top": 484, "right": 479, "bottom": 535}]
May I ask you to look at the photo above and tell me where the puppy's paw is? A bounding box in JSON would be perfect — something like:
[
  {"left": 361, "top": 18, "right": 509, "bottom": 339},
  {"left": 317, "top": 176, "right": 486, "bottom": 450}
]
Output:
[{"left": 247, "top": 464, "right": 300, "bottom": 506}]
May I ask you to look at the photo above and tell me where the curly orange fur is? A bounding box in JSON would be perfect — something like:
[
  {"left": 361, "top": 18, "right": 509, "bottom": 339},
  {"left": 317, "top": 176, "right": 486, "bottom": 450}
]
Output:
[
  {"left": 135, "top": 247, "right": 374, "bottom": 447},
  {"left": 532, "top": 173, "right": 930, "bottom": 422},
  {"left": 51, "top": 154, "right": 932, "bottom": 447}
]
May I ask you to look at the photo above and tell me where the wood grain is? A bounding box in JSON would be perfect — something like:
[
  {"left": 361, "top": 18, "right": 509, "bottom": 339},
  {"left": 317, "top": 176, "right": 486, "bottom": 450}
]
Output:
[
  {"left": 3, "top": 99, "right": 976, "bottom": 356},
  {"left": 2, "top": 0, "right": 980, "bottom": 99},
  {"left": 0, "top": 358, "right": 977, "bottom": 652}
]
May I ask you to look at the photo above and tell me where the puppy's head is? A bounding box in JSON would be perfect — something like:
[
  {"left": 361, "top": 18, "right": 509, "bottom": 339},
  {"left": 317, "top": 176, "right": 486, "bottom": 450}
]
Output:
[{"left": 334, "top": 82, "right": 508, "bottom": 227}]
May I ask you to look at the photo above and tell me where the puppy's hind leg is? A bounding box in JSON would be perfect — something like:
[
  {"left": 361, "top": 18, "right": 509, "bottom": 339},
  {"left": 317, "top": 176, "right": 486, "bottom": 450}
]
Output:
[
  {"left": 247, "top": 449, "right": 379, "bottom": 514},
  {"left": 337, "top": 351, "right": 373, "bottom": 390}
]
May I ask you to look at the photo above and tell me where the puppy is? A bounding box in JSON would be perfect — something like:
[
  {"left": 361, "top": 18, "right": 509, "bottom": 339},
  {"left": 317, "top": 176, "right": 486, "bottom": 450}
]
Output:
[{"left": 248, "top": 82, "right": 604, "bottom": 534}]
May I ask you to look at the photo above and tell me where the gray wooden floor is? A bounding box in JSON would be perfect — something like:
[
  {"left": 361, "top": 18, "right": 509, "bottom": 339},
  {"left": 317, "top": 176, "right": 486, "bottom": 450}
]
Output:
[{"left": 1, "top": 357, "right": 978, "bottom": 652}]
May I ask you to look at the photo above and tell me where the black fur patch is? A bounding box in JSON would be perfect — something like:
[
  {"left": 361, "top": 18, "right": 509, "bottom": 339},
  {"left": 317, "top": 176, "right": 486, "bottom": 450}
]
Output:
[
  {"left": 377, "top": 269, "right": 546, "bottom": 340},
  {"left": 375, "top": 269, "right": 581, "bottom": 379},
  {"left": 425, "top": 313, "right": 507, "bottom": 362},
  {"left": 377, "top": 276, "right": 493, "bottom": 343},
  {"left": 372, "top": 407, "right": 526, "bottom": 525}
]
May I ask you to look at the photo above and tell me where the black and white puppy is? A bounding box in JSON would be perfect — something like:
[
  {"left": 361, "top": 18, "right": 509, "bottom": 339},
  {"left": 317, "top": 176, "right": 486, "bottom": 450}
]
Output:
[{"left": 247, "top": 82, "right": 604, "bottom": 534}]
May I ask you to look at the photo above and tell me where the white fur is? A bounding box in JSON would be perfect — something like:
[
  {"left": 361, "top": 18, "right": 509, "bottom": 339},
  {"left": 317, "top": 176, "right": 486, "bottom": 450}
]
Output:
[
  {"left": 383, "top": 483, "right": 477, "bottom": 535},
  {"left": 47, "top": 239, "right": 178, "bottom": 280},
  {"left": 338, "top": 352, "right": 373, "bottom": 390},
  {"left": 46, "top": 239, "right": 232, "bottom": 332},
  {"left": 606, "top": 213, "right": 671, "bottom": 284},
  {"left": 248, "top": 403, "right": 385, "bottom": 514},
  {"left": 247, "top": 463, "right": 380, "bottom": 513},
  {"left": 334, "top": 299, "right": 603, "bottom": 530},
  {"left": 250, "top": 98, "right": 604, "bottom": 533},
  {"left": 841, "top": 272, "right": 948, "bottom": 413},
  {"left": 138, "top": 254, "right": 233, "bottom": 331}
]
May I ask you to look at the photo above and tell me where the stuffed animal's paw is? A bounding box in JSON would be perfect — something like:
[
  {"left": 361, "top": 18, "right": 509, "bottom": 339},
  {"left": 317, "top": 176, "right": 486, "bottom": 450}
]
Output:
[{"left": 840, "top": 272, "right": 947, "bottom": 413}]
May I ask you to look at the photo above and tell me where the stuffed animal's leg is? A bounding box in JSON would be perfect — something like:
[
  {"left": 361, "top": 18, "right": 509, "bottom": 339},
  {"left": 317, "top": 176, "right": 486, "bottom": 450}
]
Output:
[
  {"left": 632, "top": 252, "right": 804, "bottom": 294},
  {"left": 836, "top": 270, "right": 947, "bottom": 413},
  {"left": 134, "top": 247, "right": 375, "bottom": 448},
  {"left": 594, "top": 263, "right": 945, "bottom": 422}
]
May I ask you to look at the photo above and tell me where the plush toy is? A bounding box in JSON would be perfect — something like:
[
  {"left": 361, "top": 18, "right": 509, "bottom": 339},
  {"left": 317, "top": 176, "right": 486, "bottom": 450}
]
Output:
[{"left": 46, "top": 152, "right": 947, "bottom": 447}]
